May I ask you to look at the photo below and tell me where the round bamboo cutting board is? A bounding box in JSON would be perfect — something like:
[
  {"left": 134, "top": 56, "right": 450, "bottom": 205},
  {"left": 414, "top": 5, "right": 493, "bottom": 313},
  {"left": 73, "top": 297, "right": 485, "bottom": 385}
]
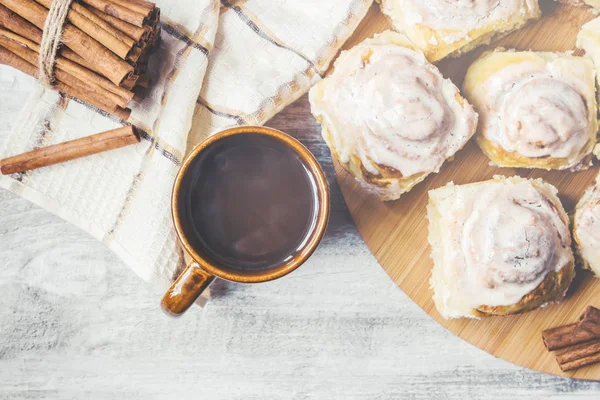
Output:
[{"left": 335, "top": 2, "right": 600, "bottom": 379}]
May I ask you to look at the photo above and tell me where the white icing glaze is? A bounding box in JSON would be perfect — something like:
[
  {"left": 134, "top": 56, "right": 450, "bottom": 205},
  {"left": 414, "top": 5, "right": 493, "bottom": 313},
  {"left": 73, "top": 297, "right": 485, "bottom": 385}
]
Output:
[
  {"left": 434, "top": 178, "right": 571, "bottom": 317},
  {"left": 578, "top": 16, "right": 600, "bottom": 88},
  {"left": 473, "top": 55, "right": 594, "bottom": 162},
  {"left": 577, "top": 204, "right": 600, "bottom": 249},
  {"left": 397, "top": 0, "right": 535, "bottom": 32},
  {"left": 310, "top": 35, "right": 477, "bottom": 178},
  {"left": 575, "top": 181, "right": 600, "bottom": 275}
]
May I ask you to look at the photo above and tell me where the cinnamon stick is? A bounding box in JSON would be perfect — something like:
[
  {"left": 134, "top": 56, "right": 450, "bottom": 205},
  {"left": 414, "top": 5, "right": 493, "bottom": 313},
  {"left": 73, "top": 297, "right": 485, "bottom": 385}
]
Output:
[
  {"left": 58, "top": 80, "right": 131, "bottom": 120},
  {"left": 579, "top": 305, "right": 600, "bottom": 332},
  {"left": 0, "top": 0, "right": 159, "bottom": 119},
  {"left": 0, "top": 28, "right": 133, "bottom": 105},
  {"left": 126, "top": 45, "right": 142, "bottom": 63},
  {"left": 71, "top": 2, "right": 135, "bottom": 48},
  {"left": 59, "top": 47, "right": 103, "bottom": 75},
  {"left": 0, "top": 7, "right": 104, "bottom": 75},
  {"left": 0, "top": 34, "right": 126, "bottom": 108},
  {"left": 542, "top": 306, "right": 600, "bottom": 372},
  {"left": 0, "top": 125, "right": 139, "bottom": 175},
  {"left": 0, "top": 44, "right": 130, "bottom": 119},
  {"left": 542, "top": 323, "right": 580, "bottom": 351},
  {"left": 121, "top": 72, "right": 139, "bottom": 91},
  {"left": 0, "top": 41, "right": 35, "bottom": 74},
  {"left": 58, "top": 56, "right": 133, "bottom": 104},
  {"left": 117, "top": 0, "right": 155, "bottom": 13},
  {"left": 556, "top": 338, "right": 600, "bottom": 365},
  {"left": 0, "top": 4, "right": 42, "bottom": 43},
  {"left": 111, "top": 0, "right": 153, "bottom": 17},
  {"left": 86, "top": 6, "right": 149, "bottom": 43},
  {"left": 0, "top": 0, "right": 134, "bottom": 85},
  {"left": 559, "top": 352, "right": 600, "bottom": 372},
  {"left": 542, "top": 306, "right": 600, "bottom": 351},
  {"left": 34, "top": 0, "right": 134, "bottom": 60},
  {"left": 58, "top": 73, "right": 120, "bottom": 109},
  {"left": 80, "top": 0, "right": 147, "bottom": 27}
]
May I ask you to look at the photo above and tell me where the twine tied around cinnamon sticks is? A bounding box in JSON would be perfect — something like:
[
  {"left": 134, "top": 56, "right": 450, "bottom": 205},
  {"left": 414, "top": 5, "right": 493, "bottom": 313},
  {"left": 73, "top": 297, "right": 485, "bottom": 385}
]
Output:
[
  {"left": 0, "top": 0, "right": 161, "bottom": 120},
  {"left": 37, "top": 0, "right": 72, "bottom": 86},
  {"left": 0, "top": 0, "right": 160, "bottom": 173}
]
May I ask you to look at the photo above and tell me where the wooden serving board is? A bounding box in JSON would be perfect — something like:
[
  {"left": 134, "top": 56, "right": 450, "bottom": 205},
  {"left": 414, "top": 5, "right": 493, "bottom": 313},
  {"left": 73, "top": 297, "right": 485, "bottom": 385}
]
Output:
[{"left": 336, "top": 2, "right": 600, "bottom": 379}]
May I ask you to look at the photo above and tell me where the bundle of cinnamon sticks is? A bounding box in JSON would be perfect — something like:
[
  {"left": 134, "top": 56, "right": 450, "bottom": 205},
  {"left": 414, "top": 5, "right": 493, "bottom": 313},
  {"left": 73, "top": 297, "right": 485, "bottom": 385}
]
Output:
[
  {"left": 0, "top": 0, "right": 160, "bottom": 120},
  {"left": 542, "top": 306, "right": 600, "bottom": 372}
]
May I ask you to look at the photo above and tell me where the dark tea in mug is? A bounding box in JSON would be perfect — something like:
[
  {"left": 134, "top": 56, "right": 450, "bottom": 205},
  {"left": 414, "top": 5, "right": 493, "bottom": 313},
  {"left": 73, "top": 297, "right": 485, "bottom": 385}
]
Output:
[{"left": 176, "top": 133, "right": 320, "bottom": 273}]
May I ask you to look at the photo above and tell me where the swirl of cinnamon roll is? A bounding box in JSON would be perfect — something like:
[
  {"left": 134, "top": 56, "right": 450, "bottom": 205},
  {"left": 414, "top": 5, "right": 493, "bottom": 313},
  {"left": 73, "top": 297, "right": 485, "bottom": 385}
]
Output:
[
  {"left": 574, "top": 175, "right": 600, "bottom": 277},
  {"left": 428, "top": 176, "right": 575, "bottom": 319},
  {"left": 309, "top": 31, "right": 478, "bottom": 201},
  {"left": 463, "top": 49, "right": 598, "bottom": 170},
  {"left": 377, "top": 0, "right": 541, "bottom": 61}
]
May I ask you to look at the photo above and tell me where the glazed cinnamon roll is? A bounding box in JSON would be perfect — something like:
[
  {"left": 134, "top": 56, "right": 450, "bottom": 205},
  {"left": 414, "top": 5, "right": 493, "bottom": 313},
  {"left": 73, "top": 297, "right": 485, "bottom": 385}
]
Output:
[
  {"left": 376, "top": 0, "right": 541, "bottom": 62},
  {"left": 578, "top": 16, "right": 600, "bottom": 91},
  {"left": 573, "top": 174, "right": 600, "bottom": 277},
  {"left": 309, "top": 31, "right": 478, "bottom": 201},
  {"left": 428, "top": 176, "right": 575, "bottom": 319},
  {"left": 463, "top": 49, "right": 598, "bottom": 171}
]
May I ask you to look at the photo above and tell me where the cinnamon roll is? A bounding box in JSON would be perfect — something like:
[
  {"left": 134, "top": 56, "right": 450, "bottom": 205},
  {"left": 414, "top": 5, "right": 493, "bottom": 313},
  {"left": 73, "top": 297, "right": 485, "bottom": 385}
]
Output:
[
  {"left": 578, "top": 16, "right": 600, "bottom": 90},
  {"left": 573, "top": 174, "right": 600, "bottom": 277},
  {"left": 309, "top": 31, "right": 478, "bottom": 201},
  {"left": 376, "top": 0, "right": 541, "bottom": 62},
  {"left": 463, "top": 49, "right": 598, "bottom": 171},
  {"left": 428, "top": 176, "right": 575, "bottom": 319}
]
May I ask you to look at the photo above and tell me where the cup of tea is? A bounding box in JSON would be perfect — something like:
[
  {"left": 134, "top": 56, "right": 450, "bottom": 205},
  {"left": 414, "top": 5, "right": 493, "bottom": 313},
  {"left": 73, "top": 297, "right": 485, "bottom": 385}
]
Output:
[{"left": 161, "top": 126, "right": 330, "bottom": 316}]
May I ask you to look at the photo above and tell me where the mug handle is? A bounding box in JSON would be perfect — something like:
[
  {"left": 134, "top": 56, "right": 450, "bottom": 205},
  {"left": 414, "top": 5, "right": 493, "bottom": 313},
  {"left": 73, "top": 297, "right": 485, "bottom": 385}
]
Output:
[{"left": 161, "top": 262, "right": 216, "bottom": 317}]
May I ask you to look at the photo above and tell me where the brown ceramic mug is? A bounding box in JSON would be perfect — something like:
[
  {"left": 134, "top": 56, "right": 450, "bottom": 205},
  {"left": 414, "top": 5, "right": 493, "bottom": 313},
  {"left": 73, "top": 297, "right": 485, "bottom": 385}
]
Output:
[{"left": 161, "top": 126, "right": 330, "bottom": 316}]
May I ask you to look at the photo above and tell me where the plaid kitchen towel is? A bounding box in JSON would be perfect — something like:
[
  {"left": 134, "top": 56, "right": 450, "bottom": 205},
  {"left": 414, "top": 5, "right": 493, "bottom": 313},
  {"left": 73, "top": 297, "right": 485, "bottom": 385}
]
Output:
[{"left": 0, "top": 0, "right": 373, "bottom": 291}]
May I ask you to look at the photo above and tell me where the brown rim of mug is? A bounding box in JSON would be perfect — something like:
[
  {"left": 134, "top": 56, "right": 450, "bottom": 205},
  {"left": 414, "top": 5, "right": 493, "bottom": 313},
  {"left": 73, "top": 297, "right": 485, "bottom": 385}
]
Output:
[{"left": 171, "top": 126, "right": 330, "bottom": 284}]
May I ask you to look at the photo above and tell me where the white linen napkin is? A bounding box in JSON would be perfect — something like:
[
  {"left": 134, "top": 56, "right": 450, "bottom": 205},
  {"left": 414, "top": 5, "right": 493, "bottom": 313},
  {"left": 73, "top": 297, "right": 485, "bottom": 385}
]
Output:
[{"left": 0, "top": 0, "right": 373, "bottom": 290}]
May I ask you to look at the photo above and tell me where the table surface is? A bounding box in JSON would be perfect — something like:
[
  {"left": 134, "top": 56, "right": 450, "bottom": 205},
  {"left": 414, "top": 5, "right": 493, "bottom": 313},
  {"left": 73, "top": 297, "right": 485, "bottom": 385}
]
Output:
[{"left": 2, "top": 74, "right": 600, "bottom": 399}]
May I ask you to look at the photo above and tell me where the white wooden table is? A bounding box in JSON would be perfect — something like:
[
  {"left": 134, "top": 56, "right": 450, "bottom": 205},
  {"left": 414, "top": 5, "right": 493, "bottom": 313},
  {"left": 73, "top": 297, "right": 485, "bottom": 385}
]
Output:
[{"left": 2, "top": 73, "right": 600, "bottom": 399}]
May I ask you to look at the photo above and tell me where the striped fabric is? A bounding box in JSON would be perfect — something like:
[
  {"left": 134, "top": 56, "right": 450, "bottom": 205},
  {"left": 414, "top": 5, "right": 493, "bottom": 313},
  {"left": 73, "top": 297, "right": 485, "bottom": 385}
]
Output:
[{"left": 0, "top": 0, "right": 373, "bottom": 291}]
